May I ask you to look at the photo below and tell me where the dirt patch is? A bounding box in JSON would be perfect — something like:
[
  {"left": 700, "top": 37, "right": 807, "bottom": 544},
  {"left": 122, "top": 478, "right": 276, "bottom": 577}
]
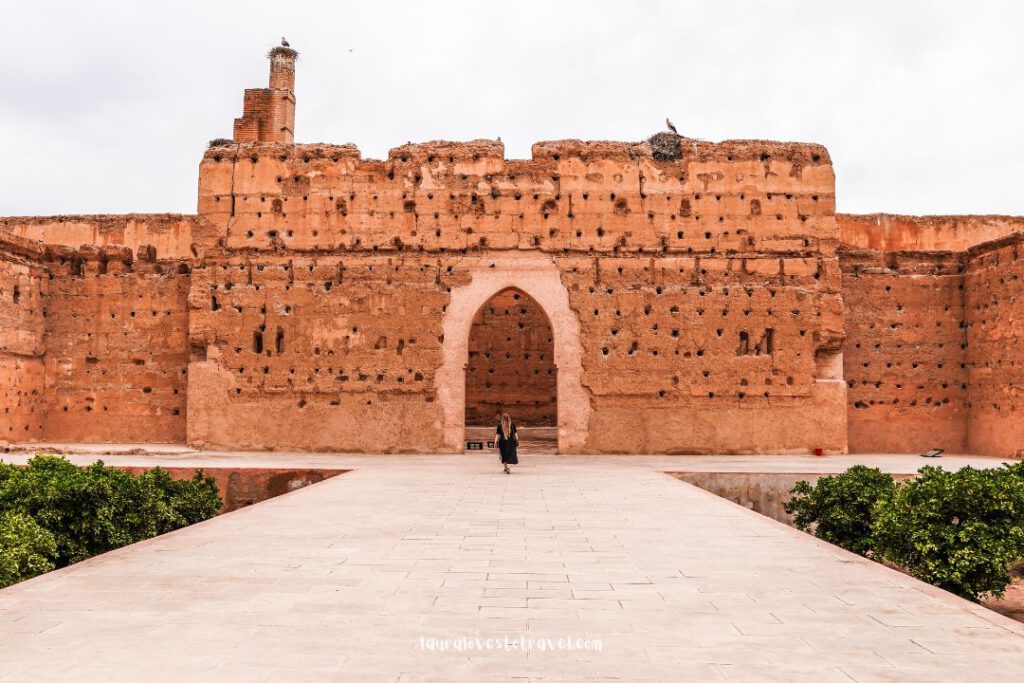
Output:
[
  {"left": 984, "top": 564, "right": 1024, "bottom": 621},
  {"left": 984, "top": 580, "right": 1024, "bottom": 621}
]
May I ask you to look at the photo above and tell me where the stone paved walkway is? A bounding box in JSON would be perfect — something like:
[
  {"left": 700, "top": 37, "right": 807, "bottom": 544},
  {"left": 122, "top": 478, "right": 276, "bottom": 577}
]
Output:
[{"left": 1, "top": 454, "right": 1023, "bottom": 681}]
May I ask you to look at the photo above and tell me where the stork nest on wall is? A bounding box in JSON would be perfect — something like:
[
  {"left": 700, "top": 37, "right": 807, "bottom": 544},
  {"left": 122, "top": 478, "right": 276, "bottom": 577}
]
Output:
[
  {"left": 208, "top": 138, "right": 235, "bottom": 148},
  {"left": 268, "top": 46, "right": 299, "bottom": 60},
  {"left": 648, "top": 132, "right": 683, "bottom": 162}
]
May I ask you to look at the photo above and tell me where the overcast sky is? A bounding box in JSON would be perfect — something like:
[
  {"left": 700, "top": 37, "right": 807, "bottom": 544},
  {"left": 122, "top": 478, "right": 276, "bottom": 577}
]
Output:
[{"left": 2, "top": 1, "right": 1022, "bottom": 217}]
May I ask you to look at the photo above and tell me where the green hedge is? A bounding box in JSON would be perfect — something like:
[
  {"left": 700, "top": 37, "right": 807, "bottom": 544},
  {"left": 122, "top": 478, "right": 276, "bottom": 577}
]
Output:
[
  {"left": 874, "top": 465, "right": 1024, "bottom": 600},
  {"left": 784, "top": 465, "right": 896, "bottom": 556},
  {"left": 0, "top": 512, "right": 56, "bottom": 588},
  {"left": 0, "top": 456, "right": 221, "bottom": 588},
  {"left": 786, "top": 463, "right": 1024, "bottom": 602}
]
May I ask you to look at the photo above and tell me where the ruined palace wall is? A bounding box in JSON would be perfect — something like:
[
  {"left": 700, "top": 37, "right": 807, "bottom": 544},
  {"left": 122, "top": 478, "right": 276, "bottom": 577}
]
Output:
[
  {"left": 840, "top": 249, "right": 968, "bottom": 453},
  {"left": 560, "top": 253, "right": 847, "bottom": 454},
  {"left": 186, "top": 254, "right": 450, "bottom": 452},
  {"left": 196, "top": 139, "right": 838, "bottom": 257},
  {"left": 839, "top": 214, "right": 1024, "bottom": 253},
  {"left": 41, "top": 247, "right": 190, "bottom": 442},
  {"left": 964, "top": 234, "right": 1024, "bottom": 458},
  {"left": 0, "top": 233, "right": 46, "bottom": 441},
  {"left": 189, "top": 138, "right": 845, "bottom": 453},
  {"left": 465, "top": 288, "right": 557, "bottom": 427},
  {"left": 0, "top": 214, "right": 201, "bottom": 261}
]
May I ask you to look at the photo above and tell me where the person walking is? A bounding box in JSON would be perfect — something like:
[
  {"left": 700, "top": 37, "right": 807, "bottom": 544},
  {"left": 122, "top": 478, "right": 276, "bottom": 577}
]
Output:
[{"left": 495, "top": 412, "right": 518, "bottom": 474}]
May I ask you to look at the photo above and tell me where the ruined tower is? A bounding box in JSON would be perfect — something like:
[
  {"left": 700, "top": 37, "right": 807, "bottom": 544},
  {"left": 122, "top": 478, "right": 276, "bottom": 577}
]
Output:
[{"left": 232, "top": 45, "right": 297, "bottom": 143}]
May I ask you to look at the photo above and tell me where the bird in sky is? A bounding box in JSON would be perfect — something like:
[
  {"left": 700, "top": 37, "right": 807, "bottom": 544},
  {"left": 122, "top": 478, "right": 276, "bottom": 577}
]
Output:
[
  {"left": 281, "top": 37, "right": 290, "bottom": 48},
  {"left": 666, "top": 118, "right": 679, "bottom": 135}
]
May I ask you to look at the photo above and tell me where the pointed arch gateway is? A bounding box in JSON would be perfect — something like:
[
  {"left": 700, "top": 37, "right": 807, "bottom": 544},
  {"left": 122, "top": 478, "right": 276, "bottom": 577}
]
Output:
[{"left": 436, "top": 256, "right": 590, "bottom": 453}]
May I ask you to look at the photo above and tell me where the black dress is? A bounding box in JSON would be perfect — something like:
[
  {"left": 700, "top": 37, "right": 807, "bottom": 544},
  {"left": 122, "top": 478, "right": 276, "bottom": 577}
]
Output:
[{"left": 496, "top": 424, "right": 519, "bottom": 465}]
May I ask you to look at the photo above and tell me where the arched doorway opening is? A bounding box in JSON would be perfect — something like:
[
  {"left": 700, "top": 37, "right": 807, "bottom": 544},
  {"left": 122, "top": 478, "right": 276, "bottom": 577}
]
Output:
[
  {"left": 464, "top": 287, "right": 557, "bottom": 453},
  {"left": 435, "top": 254, "right": 590, "bottom": 453}
]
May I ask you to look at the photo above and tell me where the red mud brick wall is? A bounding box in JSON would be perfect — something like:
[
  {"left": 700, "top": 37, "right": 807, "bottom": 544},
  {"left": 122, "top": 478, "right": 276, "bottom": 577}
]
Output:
[
  {"left": 190, "top": 137, "right": 845, "bottom": 454},
  {"left": 0, "top": 214, "right": 200, "bottom": 261},
  {"left": 839, "top": 214, "right": 1024, "bottom": 253},
  {"left": 41, "top": 248, "right": 190, "bottom": 442},
  {"left": 0, "top": 234, "right": 47, "bottom": 441},
  {"left": 186, "top": 254, "right": 452, "bottom": 452},
  {"left": 465, "top": 288, "right": 557, "bottom": 427},
  {"left": 560, "top": 252, "right": 846, "bottom": 454},
  {"left": 964, "top": 235, "right": 1024, "bottom": 458},
  {"left": 840, "top": 249, "right": 968, "bottom": 453},
  {"left": 194, "top": 139, "right": 838, "bottom": 260}
]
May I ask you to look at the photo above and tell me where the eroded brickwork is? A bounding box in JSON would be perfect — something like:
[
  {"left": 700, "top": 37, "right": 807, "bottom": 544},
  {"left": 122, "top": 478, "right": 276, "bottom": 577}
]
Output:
[
  {"left": 41, "top": 247, "right": 189, "bottom": 442},
  {"left": 186, "top": 135, "right": 845, "bottom": 453},
  {"left": 465, "top": 288, "right": 556, "bottom": 427},
  {"left": 839, "top": 214, "right": 1024, "bottom": 252},
  {"left": 0, "top": 234, "right": 46, "bottom": 441},
  {"left": 232, "top": 47, "right": 297, "bottom": 144},
  {"left": 195, "top": 138, "right": 837, "bottom": 258},
  {"left": 560, "top": 251, "right": 846, "bottom": 453},
  {"left": 0, "top": 214, "right": 201, "bottom": 260},
  {"left": 965, "top": 235, "right": 1024, "bottom": 457},
  {"left": 186, "top": 253, "right": 451, "bottom": 452},
  {"left": 840, "top": 249, "right": 968, "bottom": 453}
]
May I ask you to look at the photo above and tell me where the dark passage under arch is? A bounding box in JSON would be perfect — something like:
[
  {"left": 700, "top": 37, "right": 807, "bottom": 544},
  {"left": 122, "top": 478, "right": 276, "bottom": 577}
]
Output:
[{"left": 465, "top": 287, "right": 557, "bottom": 429}]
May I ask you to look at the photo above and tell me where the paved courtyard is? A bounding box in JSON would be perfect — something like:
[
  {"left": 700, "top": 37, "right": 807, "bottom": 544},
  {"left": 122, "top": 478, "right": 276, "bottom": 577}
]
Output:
[{"left": 1, "top": 452, "right": 1023, "bottom": 681}]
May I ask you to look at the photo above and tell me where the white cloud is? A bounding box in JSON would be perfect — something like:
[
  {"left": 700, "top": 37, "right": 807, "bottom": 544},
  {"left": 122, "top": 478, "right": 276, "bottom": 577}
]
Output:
[{"left": 1, "top": 0, "right": 1022, "bottom": 216}]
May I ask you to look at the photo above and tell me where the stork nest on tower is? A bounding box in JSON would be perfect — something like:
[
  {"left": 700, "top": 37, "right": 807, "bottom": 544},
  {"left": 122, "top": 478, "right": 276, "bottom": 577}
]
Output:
[{"left": 268, "top": 46, "right": 299, "bottom": 60}]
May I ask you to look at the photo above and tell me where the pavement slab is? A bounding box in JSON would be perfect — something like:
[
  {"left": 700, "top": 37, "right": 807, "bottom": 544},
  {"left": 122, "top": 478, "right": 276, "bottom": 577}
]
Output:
[{"left": 1, "top": 453, "right": 1023, "bottom": 681}]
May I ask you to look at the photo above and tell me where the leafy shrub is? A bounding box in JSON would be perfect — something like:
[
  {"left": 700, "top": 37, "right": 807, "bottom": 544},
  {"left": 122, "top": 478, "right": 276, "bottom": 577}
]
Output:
[
  {"left": 873, "top": 465, "right": 1024, "bottom": 601},
  {"left": 140, "top": 467, "right": 222, "bottom": 533},
  {"left": 0, "top": 511, "right": 56, "bottom": 588},
  {"left": 0, "top": 456, "right": 159, "bottom": 564},
  {"left": 0, "top": 456, "right": 222, "bottom": 585},
  {"left": 784, "top": 465, "right": 897, "bottom": 556}
]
